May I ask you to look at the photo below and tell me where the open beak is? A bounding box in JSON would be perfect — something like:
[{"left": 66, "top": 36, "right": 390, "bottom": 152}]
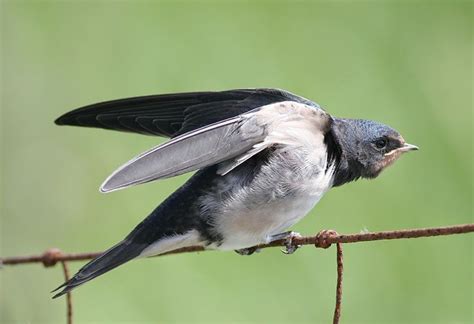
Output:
[{"left": 399, "top": 143, "right": 419, "bottom": 152}]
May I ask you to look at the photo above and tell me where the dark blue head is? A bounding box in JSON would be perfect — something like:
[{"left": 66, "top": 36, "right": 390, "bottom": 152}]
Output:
[{"left": 331, "top": 118, "right": 418, "bottom": 181}]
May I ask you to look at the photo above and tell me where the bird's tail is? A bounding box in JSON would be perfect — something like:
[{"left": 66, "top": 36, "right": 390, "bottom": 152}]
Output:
[{"left": 52, "top": 240, "right": 146, "bottom": 298}]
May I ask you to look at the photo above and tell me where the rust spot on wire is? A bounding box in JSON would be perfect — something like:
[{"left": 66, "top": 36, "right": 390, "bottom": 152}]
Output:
[{"left": 314, "top": 229, "right": 339, "bottom": 249}]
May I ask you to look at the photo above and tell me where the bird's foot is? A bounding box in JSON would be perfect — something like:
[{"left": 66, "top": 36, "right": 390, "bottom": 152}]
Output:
[
  {"left": 281, "top": 231, "right": 302, "bottom": 254},
  {"left": 267, "top": 231, "right": 302, "bottom": 255},
  {"left": 235, "top": 247, "right": 261, "bottom": 256}
]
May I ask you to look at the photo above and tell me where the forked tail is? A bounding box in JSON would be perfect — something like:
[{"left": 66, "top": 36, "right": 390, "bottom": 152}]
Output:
[{"left": 52, "top": 240, "right": 146, "bottom": 298}]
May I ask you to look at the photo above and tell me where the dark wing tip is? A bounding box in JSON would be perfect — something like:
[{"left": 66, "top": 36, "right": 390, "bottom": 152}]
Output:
[
  {"left": 55, "top": 107, "right": 83, "bottom": 125},
  {"left": 54, "top": 110, "right": 99, "bottom": 128},
  {"left": 54, "top": 114, "right": 69, "bottom": 125}
]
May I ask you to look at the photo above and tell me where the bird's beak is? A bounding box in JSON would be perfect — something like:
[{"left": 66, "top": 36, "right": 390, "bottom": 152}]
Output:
[
  {"left": 399, "top": 143, "right": 419, "bottom": 152},
  {"left": 384, "top": 143, "right": 419, "bottom": 156}
]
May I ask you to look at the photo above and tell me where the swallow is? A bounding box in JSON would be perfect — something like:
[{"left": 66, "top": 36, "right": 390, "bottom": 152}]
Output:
[{"left": 52, "top": 88, "right": 418, "bottom": 298}]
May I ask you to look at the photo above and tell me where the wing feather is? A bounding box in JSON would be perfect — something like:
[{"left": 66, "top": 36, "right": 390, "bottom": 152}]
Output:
[
  {"left": 100, "top": 113, "right": 266, "bottom": 192},
  {"left": 100, "top": 101, "right": 331, "bottom": 193},
  {"left": 55, "top": 88, "right": 320, "bottom": 137}
]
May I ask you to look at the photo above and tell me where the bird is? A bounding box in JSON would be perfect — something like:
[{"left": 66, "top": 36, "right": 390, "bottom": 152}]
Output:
[{"left": 52, "top": 88, "right": 418, "bottom": 298}]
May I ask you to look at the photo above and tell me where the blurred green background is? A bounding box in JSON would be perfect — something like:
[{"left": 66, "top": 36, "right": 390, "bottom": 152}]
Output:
[{"left": 1, "top": 1, "right": 472, "bottom": 323}]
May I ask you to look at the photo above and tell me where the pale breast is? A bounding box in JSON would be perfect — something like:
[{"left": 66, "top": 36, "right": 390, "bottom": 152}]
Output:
[
  {"left": 209, "top": 146, "right": 334, "bottom": 251},
  {"left": 200, "top": 103, "right": 335, "bottom": 250}
]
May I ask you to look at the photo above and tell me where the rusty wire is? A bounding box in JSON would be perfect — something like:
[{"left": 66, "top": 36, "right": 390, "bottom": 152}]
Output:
[
  {"left": 1, "top": 223, "right": 473, "bottom": 324},
  {"left": 2, "top": 224, "right": 473, "bottom": 266},
  {"left": 60, "top": 261, "right": 73, "bottom": 324},
  {"left": 334, "top": 243, "right": 343, "bottom": 324}
]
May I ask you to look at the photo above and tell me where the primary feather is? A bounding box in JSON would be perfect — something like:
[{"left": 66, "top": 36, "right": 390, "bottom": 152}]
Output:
[
  {"left": 100, "top": 101, "right": 330, "bottom": 192},
  {"left": 55, "top": 88, "right": 318, "bottom": 137}
]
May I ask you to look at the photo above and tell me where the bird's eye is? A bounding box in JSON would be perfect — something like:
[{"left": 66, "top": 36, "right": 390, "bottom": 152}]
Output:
[{"left": 374, "top": 138, "right": 388, "bottom": 149}]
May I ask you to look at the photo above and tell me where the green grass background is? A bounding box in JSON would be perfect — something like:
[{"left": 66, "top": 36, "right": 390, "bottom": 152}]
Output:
[{"left": 1, "top": 1, "right": 472, "bottom": 323}]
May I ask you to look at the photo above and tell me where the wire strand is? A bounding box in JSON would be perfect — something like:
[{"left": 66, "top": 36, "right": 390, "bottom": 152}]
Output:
[{"left": 1, "top": 223, "right": 473, "bottom": 324}]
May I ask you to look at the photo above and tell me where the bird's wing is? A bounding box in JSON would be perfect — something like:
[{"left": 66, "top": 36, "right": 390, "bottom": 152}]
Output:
[
  {"left": 100, "top": 101, "right": 332, "bottom": 193},
  {"left": 55, "top": 88, "right": 319, "bottom": 138}
]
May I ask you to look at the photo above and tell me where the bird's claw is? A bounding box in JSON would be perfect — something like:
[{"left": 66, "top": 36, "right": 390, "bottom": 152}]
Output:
[
  {"left": 280, "top": 231, "right": 302, "bottom": 255},
  {"left": 235, "top": 247, "right": 261, "bottom": 256}
]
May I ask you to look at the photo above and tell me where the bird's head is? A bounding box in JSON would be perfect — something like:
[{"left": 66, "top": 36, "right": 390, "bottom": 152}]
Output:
[{"left": 332, "top": 118, "right": 418, "bottom": 179}]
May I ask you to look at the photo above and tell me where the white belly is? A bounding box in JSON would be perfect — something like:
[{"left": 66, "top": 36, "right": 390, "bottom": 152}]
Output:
[
  {"left": 215, "top": 191, "right": 325, "bottom": 250},
  {"left": 204, "top": 106, "right": 335, "bottom": 251},
  {"left": 212, "top": 159, "right": 334, "bottom": 250}
]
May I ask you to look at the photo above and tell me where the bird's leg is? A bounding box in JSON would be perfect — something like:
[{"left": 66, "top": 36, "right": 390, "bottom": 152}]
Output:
[
  {"left": 235, "top": 231, "right": 302, "bottom": 255},
  {"left": 267, "top": 231, "right": 302, "bottom": 255},
  {"left": 234, "top": 247, "right": 261, "bottom": 256}
]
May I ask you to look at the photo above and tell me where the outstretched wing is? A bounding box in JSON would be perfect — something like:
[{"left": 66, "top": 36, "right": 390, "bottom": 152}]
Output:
[
  {"left": 55, "top": 88, "right": 319, "bottom": 138},
  {"left": 100, "top": 101, "right": 332, "bottom": 193}
]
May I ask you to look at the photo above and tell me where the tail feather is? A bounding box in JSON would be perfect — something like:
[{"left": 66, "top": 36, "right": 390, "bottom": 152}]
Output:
[{"left": 52, "top": 240, "right": 146, "bottom": 298}]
